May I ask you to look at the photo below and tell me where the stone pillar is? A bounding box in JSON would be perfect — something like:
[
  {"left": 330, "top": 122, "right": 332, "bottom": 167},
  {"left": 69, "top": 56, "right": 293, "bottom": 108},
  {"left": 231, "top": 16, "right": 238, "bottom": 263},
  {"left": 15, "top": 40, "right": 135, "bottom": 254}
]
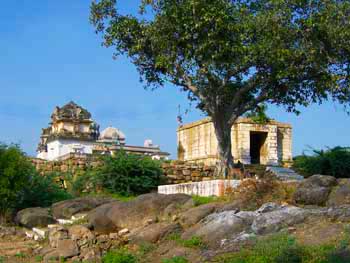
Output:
[
  {"left": 266, "top": 125, "right": 279, "bottom": 165},
  {"left": 237, "top": 123, "right": 251, "bottom": 164}
]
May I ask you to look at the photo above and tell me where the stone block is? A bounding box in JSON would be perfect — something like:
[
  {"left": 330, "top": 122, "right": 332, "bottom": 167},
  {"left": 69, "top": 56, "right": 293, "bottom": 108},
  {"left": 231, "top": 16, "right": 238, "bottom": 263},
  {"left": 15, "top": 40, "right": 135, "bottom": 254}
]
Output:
[
  {"left": 191, "top": 171, "right": 201, "bottom": 177},
  {"left": 182, "top": 170, "right": 191, "bottom": 176}
]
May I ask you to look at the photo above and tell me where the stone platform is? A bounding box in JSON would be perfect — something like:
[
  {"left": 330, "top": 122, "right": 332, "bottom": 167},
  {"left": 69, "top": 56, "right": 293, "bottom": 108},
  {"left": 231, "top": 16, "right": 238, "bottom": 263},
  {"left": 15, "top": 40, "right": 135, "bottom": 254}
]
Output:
[{"left": 158, "top": 179, "right": 241, "bottom": 197}]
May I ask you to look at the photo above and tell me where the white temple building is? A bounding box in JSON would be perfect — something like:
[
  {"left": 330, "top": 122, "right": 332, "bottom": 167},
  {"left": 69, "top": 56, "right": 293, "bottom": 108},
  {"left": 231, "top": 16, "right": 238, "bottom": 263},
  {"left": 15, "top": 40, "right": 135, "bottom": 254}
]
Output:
[{"left": 37, "top": 101, "right": 170, "bottom": 161}]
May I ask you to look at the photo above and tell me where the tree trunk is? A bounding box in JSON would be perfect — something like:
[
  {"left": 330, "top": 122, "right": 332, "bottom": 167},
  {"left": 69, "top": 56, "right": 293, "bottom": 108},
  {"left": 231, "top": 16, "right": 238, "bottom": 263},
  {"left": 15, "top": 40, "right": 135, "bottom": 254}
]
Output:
[{"left": 212, "top": 116, "right": 235, "bottom": 178}]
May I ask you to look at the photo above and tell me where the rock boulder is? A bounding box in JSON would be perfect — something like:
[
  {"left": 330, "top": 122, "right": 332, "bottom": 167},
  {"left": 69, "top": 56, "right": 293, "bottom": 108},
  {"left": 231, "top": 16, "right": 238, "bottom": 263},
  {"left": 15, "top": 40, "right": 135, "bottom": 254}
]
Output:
[
  {"left": 294, "top": 175, "right": 337, "bottom": 205},
  {"left": 88, "top": 193, "right": 192, "bottom": 233},
  {"left": 252, "top": 205, "right": 308, "bottom": 235},
  {"left": 15, "top": 207, "right": 56, "bottom": 228},
  {"left": 327, "top": 179, "right": 350, "bottom": 206},
  {"left": 182, "top": 210, "right": 256, "bottom": 248},
  {"left": 52, "top": 197, "right": 116, "bottom": 219},
  {"left": 130, "top": 222, "right": 181, "bottom": 243}
]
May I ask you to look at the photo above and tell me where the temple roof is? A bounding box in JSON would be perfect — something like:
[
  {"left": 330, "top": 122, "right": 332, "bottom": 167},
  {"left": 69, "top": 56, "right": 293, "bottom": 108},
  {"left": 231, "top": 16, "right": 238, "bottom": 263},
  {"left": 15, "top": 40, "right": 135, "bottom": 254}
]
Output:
[
  {"left": 51, "top": 101, "right": 92, "bottom": 121},
  {"left": 178, "top": 117, "right": 292, "bottom": 131},
  {"left": 99, "top": 126, "right": 126, "bottom": 141}
]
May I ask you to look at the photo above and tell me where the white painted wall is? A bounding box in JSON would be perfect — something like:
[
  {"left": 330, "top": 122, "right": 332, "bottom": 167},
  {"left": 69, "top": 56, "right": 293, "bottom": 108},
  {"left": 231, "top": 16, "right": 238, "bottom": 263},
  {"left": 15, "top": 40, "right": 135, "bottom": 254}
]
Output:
[
  {"left": 158, "top": 179, "right": 241, "bottom": 197},
  {"left": 43, "top": 139, "right": 95, "bottom": 160}
]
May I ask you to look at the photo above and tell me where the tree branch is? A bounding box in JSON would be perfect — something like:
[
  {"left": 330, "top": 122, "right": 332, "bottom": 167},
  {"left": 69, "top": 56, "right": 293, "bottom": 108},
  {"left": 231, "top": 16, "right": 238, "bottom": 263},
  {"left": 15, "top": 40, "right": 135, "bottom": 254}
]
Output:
[{"left": 228, "top": 89, "right": 269, "bottom": 125}]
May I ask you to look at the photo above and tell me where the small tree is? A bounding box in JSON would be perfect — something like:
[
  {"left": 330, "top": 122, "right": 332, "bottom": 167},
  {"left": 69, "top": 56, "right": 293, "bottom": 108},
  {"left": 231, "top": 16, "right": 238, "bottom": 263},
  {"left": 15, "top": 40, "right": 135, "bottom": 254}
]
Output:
[
  {"left": 90, "top": 0, "right": 350, "bottom": 175},
  {"left": 73, "top": 151, "right": 163, "bottom": 196},
  {"left": 0, "top": 144, "right": 33, "bottom": 215}
]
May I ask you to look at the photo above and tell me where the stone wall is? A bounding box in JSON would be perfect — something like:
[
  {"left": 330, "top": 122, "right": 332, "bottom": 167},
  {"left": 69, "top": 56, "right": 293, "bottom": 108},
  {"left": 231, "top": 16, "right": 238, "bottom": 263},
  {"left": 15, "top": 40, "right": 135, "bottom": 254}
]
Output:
[
  {"left": 31, "top": 154, "right": 101, "bottom": 176},
  {"left": 31, "top": 156, "right": 217, "bottom": 185},
  {"left": 161, "top": 161, "right": 216, "bottom": 184},
  {"left": 177, "top": 117, "right": 293, "bottom": 166}
]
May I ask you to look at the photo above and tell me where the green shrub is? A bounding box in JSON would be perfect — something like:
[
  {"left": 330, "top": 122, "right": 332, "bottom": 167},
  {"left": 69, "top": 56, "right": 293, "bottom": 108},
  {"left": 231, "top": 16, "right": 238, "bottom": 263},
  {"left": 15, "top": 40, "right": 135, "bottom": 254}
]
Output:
[
  {"left": 161, "top": 256, "right": 189, "bottom": 263},
  {"left": 216, "top": 233, "right": 340, "bottom": 263},
  {"left": 0, "top": 144, "right": 34, "bottom": 215},
  {"left": 166, "top": 234, "right": 205, "bottom": 249},
  {"left": 192, "top": 195, "right": 219, "bottom": 206},
  {"left": 293, "top": 147, "right": 350, "bottom": 178},
  {"left": 17, "top": 172, "right": 72, "bottom": 210},
  {"left": 0, "top": 144, "right": 72, "bottom": 220},
  {"left": 102, "top": 249, "right": 137, "bottom": 263},
  {"left": 72, "top": 151, "right": 164, "bottom": 196},
  {"left": 180, "top": 236, "right": 205, "bottom": 249}
]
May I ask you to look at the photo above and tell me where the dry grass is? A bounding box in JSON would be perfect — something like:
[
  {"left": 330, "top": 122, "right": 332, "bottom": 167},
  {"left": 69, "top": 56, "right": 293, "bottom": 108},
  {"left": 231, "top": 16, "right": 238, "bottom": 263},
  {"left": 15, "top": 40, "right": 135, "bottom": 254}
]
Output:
[{"left": 226, "top": 178, "right": 298, "bottom": 210}]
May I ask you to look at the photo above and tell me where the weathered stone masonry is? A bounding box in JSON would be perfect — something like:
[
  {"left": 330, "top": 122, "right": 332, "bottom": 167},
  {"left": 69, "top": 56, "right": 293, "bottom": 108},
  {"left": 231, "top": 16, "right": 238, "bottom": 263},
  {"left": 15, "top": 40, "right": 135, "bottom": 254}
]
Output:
[
  {"left": 31, "top": 156, "right": 217, "bottom": 185},
  {"left": 177, "top": 117, "right": 293, "bottom": 166}
]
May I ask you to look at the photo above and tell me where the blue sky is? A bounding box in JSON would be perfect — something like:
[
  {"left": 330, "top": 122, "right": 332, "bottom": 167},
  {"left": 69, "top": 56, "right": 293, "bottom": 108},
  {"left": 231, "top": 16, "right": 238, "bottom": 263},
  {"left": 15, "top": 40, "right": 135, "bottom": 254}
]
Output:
[{"left": 0, "top": 0, "right": 349, "bottom": 158}]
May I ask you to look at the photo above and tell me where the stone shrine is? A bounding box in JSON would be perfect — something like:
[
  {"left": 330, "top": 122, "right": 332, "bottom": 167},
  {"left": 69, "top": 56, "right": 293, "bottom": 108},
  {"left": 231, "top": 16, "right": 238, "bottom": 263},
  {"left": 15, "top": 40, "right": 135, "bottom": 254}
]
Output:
[
  {"left": 177, "top": 117, "right": 292, "bottom": 166},
  {"left": 37, "top": 101, "right": 169, "bottom": 161}
]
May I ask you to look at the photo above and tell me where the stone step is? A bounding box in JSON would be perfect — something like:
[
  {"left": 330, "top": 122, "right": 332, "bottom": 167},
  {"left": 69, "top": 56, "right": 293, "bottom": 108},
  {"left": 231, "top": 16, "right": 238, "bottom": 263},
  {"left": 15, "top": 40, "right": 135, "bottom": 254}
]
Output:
[{"left": 266, "top": 166, "right": 304, "bottom": 181}]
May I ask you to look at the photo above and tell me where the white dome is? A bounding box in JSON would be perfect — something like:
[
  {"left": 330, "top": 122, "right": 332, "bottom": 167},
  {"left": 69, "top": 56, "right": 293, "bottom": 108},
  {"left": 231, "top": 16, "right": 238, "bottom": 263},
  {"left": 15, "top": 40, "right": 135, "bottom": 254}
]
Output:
[{"left": 100, "top": 127, "right": 126, "bottom": 141}]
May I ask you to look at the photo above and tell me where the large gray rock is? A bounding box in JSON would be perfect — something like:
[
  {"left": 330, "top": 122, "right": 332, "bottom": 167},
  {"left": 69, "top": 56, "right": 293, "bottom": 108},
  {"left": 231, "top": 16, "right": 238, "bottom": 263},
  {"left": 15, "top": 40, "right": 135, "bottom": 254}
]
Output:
[
  {"left": 88, "top": 193, "right": 192, "bottom": 233},
  {"left": 252, "top": 205, "right": 308, "bottom": 235},
  {"left": 15, "top": 207, "right": 56, "bottom": 228},
  {"left": 179, "top": 203, "right": 223, "bottom": 228},
  {"left": 294, "top": 175, "right": 337, "bottom": 205},
  {"left": 327, "top": 205, "right": 350, "bottom": 221},
  {"left": 130, "top": 222, "right": 181, "bottom": 243},
  {"left": 182, "top": 210, "right": 256, "bottom": 248},
  {"left": 56, "top": 239, "right": 79, "bottom": 258},
  {"left": 327, "top": 179, "right": 350, "bottom": 206},
  {"left": 86, "top": 201, "right": 120, "bottom": 233},
  {"left": 52, "top": 197, "right": 116, "bottom": 219}
]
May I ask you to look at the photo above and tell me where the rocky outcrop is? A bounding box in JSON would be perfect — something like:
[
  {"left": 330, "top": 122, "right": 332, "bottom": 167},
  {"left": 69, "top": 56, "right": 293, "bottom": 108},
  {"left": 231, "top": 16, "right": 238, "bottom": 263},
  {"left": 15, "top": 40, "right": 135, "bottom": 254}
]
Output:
[
  {"left": 88, "top": 193, "right": 192, "bottom": 233},
  {"left": 181, "top": 203, "right": 326, "bottom": 248},
  {"left": 294, "top": 175, "right": 337, "bottom": 205},
  {"left": 130, "top": 222, "right": 181, "bottom": 244},
  {"left": 52, "top": 197, "right": 116, "bottom": 219},
  {"left": 39, "top": 224, "right": 127, "bottom": 262},
  {"left": 251, "top": 205, "right": 308, "bottom": 234},
  {"left": 15, "top": 208, "right": 56, "bottom": 228},
  {"left": 182, "top": 210, "right": 256, "bottom": 248},
  {"left": 327, "top": 179, "right": 350, "bottom": 206},
  {"left": 179, "top": 203, "right": 223, "bottom": 228}
]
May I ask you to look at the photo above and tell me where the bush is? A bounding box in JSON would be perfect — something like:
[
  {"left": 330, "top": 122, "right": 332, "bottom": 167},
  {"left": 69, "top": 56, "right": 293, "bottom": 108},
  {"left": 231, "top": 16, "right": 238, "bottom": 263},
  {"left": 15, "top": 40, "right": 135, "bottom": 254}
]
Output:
[
  {"left": 17, "top": 172, "right": 72, "bottom": 210},
  {"left": 217, "top": 233, "right": 337, "bottom": 263},
  {"left": 0, "top": 144, "right": 71, "bottom": 220},
  {"left": 72, "top": 151, "right": 164, "bottom": 196},
  {"left": 161, "top": 256, "right": 189, "bottom": 263},
  {"left": 293, "top": 147, "right": 350, "bottom": 178},
  {"left": 0, "top": 144, "right": 35, "bottom": 215},
  {"left": 192, "top": 195, "right": 220, "bottom": 206},
  {"left": 102, "top": 249, "right": 137, "bottom": 263}
]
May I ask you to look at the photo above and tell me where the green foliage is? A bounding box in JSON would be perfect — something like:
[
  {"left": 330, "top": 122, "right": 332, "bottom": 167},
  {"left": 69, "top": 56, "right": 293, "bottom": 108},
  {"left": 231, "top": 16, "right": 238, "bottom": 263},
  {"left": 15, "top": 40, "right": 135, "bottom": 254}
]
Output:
[
  {"left": 0, "top": 143, "right": 72, "bottom": 219},
  {"left": 0, "top": 144, "right": 34, "bottom": 214},
  {"left": 166, "top": 233, "right": 205, "bottom": 249},
  {"left": 35, "top": 255, "right": 44, "bottom": 262},
  {"left": 102, "top": 249, "right": 137, "bottom": 263},
  {"left": 245, "top": 104, "right": 271, "bottom": 124},
  {"left": 180, "top": 236, "right": 205, "bottom": 249},
  {"left": 192, "top": 195, "right": 219, "bottom": 206},
  {"left": 293, "top": 147, "right": 350, "bottom": 178},
  {"left": 138, "top": 242, "right": 156, "bottom": 256},
  {"left": 17, "top": 172, "right": 72, "bottom": 210},
  {"left": 90, "top": 0, "right": 350, "bottom": 170},
  {"left": 71, "top": 151, "right": 163, "bottom": 196},
  {"left": 161, "top": 256, "right": 189, "bottom": 263},
  {"left": 216, "top": 233, "right": 349, "bottom": 263}
]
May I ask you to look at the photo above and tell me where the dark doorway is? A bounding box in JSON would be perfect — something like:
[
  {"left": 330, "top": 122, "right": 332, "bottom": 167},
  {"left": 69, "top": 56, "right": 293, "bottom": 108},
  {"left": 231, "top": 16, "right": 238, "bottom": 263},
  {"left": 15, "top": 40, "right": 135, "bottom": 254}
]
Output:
[{"left": 250, "top": 132, "right": 268, "bottom": 164}]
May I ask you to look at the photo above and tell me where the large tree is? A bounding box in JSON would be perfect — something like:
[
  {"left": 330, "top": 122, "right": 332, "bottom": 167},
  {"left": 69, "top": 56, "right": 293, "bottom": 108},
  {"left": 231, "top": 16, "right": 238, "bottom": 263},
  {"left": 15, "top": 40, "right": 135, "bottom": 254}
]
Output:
[{"left": 90, "top": 0, "right": 350, "bottom": 176}]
